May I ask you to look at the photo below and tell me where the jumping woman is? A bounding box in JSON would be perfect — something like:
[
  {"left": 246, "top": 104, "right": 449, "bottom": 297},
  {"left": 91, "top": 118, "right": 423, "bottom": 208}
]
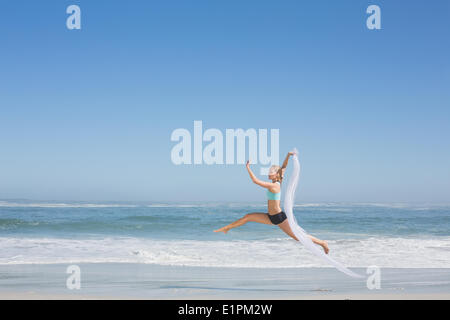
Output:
[{"left": 214, "top": 151, "right": 329, "bottom": 254}]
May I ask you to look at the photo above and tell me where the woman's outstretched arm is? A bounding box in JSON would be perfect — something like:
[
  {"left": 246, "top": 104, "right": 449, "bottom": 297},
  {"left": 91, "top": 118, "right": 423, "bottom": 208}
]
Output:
[
  {"left": 282, "top": 152, "right": 294, "bottom": 169},
  {"left": 280, "top": 152, "right": 295, "bottom": 177},
  {"left": 246, "top": 161, "right": 277, "bottom": 189}
]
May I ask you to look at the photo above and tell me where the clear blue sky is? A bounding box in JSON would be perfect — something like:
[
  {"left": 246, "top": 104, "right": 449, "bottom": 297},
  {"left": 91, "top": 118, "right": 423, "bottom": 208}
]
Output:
[{"left": 0, "top": 0, "right": 449, "bottom": 202}]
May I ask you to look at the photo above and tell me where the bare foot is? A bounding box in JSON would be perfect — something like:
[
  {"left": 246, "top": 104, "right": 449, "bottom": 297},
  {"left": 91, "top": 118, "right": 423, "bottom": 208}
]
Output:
[
  {"left": 214, "top": 226, "right": 229, "bottom": 234},
  {"left": 322, "top": 241, "right": 329, "bottom": 254}
]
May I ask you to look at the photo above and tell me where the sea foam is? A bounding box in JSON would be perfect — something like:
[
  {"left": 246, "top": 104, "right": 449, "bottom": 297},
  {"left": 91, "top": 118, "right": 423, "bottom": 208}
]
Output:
[{"left": 0, "top": 236, "right": 449, "bottom": 268}]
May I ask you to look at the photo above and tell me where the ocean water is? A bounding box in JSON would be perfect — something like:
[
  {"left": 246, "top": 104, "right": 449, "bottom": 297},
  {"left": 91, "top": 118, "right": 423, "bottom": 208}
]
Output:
[{"left": 0, "top": 200, "right": 449, "bottom": 268}]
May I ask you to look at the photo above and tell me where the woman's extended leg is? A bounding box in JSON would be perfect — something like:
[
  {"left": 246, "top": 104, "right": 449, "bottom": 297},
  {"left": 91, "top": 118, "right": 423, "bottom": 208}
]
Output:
[
  {"left": 214, "top": 213, "right": 272, "bottom": 234},
  {"left": 277, "top": 220, "right": 329, "bottom": 254}
]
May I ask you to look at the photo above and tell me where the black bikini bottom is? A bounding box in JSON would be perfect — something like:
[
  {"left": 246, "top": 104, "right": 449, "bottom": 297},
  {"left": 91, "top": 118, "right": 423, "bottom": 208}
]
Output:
[{"left": 267, "top": 211, "right": 287, "bottom": 225}]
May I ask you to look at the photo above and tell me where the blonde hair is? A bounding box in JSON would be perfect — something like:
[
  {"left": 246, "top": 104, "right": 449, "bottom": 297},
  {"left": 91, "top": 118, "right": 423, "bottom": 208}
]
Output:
[{"left": 269, "top": 165, "right": 283, "bottom": 183}]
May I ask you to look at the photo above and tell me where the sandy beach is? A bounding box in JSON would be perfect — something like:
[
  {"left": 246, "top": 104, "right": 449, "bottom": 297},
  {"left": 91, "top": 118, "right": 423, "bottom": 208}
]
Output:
[
  {"left": 1, "top": 263, "right": 449, "bottom": 300},
  {"left": 0, "top": 291, "right": 449, "bottom": 300}
]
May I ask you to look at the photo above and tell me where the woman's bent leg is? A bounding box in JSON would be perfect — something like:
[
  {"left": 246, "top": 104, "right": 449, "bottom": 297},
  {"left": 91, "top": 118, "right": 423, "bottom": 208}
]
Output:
[{"left": 277, "top": 220, "right": 329, "bottom": 254}]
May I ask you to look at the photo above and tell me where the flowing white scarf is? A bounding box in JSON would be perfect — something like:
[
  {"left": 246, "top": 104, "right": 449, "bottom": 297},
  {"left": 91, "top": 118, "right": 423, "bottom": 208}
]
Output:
[{"left": 284, "top": 148, "right": 364, "bottom": 278}]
